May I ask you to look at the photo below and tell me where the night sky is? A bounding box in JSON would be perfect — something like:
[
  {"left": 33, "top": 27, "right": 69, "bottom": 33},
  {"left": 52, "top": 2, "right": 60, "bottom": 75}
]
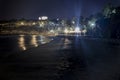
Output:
[{"left": 0, "top": 0, "right": 120, "bottom": 20}]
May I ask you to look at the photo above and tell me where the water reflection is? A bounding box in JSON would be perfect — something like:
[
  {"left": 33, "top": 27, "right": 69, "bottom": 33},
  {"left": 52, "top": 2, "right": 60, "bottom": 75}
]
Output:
[
  {"left": 18, "top": 35, "right": 39, "bottom": 51},
  {"left": 39, "top": 35, "right": 47, "bottom": 44},
  {"left": 18, "top": 35, "right": 27, "bottom": 51},
  {"left": 30, "top": 35, "right": 38, "bottom": 47},
  {"left": 15, "top": 35, "right": 52, "bottom": 51},
  {"left": 63, "top": 38, "right": 71, "bottom": 49},
  {"left": 18, "top": 35, "right": 51, "bottom": 51},
  {"left": 0, "top": 35, "right": 52, "bottom": 53}
]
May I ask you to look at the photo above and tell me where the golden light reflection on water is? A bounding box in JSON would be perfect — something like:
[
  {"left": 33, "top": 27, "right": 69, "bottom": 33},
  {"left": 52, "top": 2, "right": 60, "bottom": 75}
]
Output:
[
  {"left": 30, "top": 35, "right": 38, "bottom": 47},
  {"left": 18, "top": 35, "right": 50, "bottom": 51},
  {"left": 18, "top": 35, "right": 27, "bottom": 51}
]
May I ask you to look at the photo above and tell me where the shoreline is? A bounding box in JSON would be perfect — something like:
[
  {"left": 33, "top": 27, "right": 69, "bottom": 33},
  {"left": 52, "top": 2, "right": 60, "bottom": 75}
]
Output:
[{"left": 0, "top": 32, "right": 57, "bottom": 37}]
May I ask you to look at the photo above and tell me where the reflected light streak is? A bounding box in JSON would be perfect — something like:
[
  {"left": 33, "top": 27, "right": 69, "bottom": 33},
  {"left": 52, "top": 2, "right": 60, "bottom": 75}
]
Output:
[
  {"left": 18, "top": 36, "right": 26, "bottom": 51},
  {"left": 31, "top": 35, "right": 38, "bottom": 47},
  {"left": 39, "top": 35, "right": 48, "bottom": 44}
]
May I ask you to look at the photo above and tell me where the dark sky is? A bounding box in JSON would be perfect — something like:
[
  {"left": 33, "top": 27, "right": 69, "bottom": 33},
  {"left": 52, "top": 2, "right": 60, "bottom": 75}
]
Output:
[{"left": 0, "top": 0, "right": 120, "bottom": 20}]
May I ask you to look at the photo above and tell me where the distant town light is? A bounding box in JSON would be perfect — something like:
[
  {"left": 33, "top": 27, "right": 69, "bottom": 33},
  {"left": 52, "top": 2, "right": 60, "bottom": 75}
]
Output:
[
  {"left": 57, "top": 18, "right": 59, "bottom": 21},
  {"left": 39, "top": 22, "right": 45, "bottom": 27},
  {"left": 64, "top": 28, "right": 68, "bottom": 33},
  {"left": 58, "top": 28, "right": 61, "bottom": 31},
  {"left": 82, "top": 29, "right": 87, "bottom": 33},
  {"left": 50, "top": 30, "right": 54, "bottom": 33},
  {"left": 21, "top": 22, "right": 24, "bottom": 25},
  {"left": 42, "top": 16, "right": 48, "bottom": 20},
  {"left": 39, "top": 16, "right": 48, "bottom": 20},
  {"left": 89, "top": 21, "right": 96, "bottom": 28},
  {"left": 75, "top": 27, "right": 80, "bottom": 33},
  {"left": 39, "top": 17, "right": 42, "bottom": 20},
  {"left": 72, "top": 21, "right": 75, "bottom": 24},
  {"left": 32, "top": 22, "right": 36, "bottom": 25},
  {"left": 91, "top": 23, "right": 95, "bottom": 26}
]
